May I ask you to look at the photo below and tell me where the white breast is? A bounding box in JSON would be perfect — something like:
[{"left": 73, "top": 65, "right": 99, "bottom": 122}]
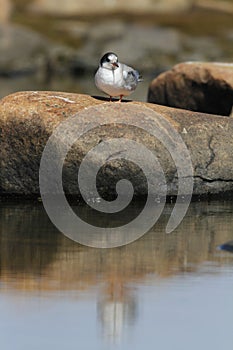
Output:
[{"left": 95, "top": 64, "right": 135, "bottom": 97}]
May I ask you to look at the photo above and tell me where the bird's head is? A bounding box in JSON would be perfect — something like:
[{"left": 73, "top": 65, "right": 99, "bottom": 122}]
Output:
[{"left": 100, "top": 52, "right": 119, "bottom": 70}]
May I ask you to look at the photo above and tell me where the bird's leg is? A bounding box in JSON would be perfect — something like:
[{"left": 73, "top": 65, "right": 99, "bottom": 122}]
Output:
[
  {"left": 109, "top": 96, "right": 112, "bottom": 102},
  {"left": 118, "top": 95, "right": 123, "bottom": 103}
]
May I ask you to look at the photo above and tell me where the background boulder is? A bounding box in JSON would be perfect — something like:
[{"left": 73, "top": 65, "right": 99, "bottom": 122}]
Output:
[{"left": 148, "top": 62, "right": 233, "bottom": 116}]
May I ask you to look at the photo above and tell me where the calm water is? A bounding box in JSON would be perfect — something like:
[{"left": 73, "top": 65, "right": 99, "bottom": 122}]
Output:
[
  {"left": 0, "top": 73, "right": 149, "bottom": 102},
  {"left": 0, "top": 200, "right": 233, "bottom": 350}
]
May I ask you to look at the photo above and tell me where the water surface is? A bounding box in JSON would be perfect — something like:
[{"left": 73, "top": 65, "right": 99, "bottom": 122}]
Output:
[
  {"left": 0, "top": 200, "right": 233, "bottom": 349},
  {"left": 0, "top": 72, "right": 149, "bottom": 101}
]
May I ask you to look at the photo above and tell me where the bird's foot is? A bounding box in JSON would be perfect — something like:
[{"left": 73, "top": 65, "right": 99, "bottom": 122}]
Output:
[{"left": 117, "top": 95, "right": 123, "bottom": 103}]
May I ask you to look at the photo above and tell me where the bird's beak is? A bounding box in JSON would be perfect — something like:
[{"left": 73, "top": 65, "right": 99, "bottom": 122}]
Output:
[{"left": 112, "top": 62, "right": 119, "bottom": 68}]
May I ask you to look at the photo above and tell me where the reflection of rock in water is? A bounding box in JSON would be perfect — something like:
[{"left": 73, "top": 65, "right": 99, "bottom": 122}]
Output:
[
  {"left": 0, "top": 202, "right": 60, "bottom": 278},
  {"left": 1, "top": 201, "right": 233, "bottom": 292},
  {"left": 97, "top": 282, "right": 137, "bottom": 343}
]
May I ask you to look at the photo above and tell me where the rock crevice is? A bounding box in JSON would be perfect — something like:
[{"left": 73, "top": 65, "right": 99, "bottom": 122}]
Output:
[{"left": 206, "top": 135, "right": 216, "bottom": 169}]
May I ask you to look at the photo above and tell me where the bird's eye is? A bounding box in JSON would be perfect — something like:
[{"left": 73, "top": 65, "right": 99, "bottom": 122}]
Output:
[{"left": 106, "top": 57, "right": 110, "bottom": 62}]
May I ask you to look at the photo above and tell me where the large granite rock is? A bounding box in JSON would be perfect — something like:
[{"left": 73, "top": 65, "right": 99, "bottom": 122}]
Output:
[
  {"left": 1, "top": 91, "right": 233, "bottom": 198},
  {"left": 148, "top": 62, "right": 233, "bottom": 116}
]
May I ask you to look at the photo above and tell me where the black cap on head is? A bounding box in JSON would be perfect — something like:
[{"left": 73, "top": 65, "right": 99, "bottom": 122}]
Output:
[{"left": 100, "top": 52, "right": 118, "bottom": 66}]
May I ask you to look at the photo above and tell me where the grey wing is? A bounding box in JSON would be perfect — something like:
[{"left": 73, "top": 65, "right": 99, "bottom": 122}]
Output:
[{"left": 122, "top": 64, "right": 141, "bottom": 91}]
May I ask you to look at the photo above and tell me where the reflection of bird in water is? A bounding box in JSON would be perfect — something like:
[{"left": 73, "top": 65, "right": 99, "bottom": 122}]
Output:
[
  {"left": 95, "top": 52, "right": 141, "bottom": 102},
  {"left": 219, "top": 240, "right": 233, "bottom": 253},
  {"left": 97, "top": 281, "right": 137, "bottom": 343}
]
